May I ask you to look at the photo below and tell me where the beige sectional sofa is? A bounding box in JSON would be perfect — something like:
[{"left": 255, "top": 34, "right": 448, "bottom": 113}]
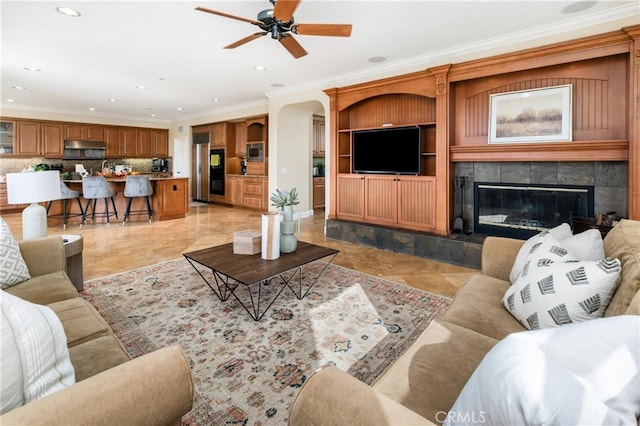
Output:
[
  {"left": 289, "top": 219, "right": 640, "bottom": 425},
  {"left": 1, "top": 235, "right": 194, "bottom": 425}
]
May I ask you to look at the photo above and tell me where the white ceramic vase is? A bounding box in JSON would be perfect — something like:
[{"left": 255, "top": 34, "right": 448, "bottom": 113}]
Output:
[{"left": 261, "top": 211, "right": 280, "bottom": 260}]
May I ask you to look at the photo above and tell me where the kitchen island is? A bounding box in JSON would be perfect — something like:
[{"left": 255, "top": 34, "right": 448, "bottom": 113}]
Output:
[{"left": 47, "top": 175, "right": 189, "bottom": 225}]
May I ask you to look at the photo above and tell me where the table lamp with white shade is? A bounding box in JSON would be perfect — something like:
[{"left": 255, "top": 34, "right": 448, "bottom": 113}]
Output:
[{"left": 6, "top": 170, "right": 62, "bottom": 240}]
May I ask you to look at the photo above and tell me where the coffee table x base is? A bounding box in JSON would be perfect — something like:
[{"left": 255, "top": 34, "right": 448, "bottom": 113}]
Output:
[{"left": 183, "top": 242, "right": 339, "bottom": 321}]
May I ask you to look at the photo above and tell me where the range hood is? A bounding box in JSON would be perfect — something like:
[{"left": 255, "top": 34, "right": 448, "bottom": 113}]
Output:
[{"left": 63, "top": 140, "right": 106, "bottom": 160}]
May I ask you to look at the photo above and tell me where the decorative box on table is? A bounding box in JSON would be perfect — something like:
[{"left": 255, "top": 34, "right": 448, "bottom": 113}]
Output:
[{"left": 233, "top": 229, "right": 262, "bottom": 255}]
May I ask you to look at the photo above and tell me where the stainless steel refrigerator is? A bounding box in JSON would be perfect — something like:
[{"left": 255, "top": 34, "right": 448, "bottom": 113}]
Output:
[{"left": 191, "top": 132, "right": 209, "bottom": 202}]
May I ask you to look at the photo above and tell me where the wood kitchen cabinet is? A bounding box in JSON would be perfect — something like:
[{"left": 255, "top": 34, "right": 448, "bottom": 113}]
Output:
[
  {"left": 15, "top": 121, "right": 41, "bottom": 156},
  {"left": 235, "top": 121, "right": 247, "bottom": 157},
  {"left": 104, "top": 127, "right": 122, "bottom": 157},
  {"left": 211, "top": 123, "right": 233, "bottom": 149},
  {"left": 313, "top": 116, "right": 325, "bottom": 155},
  {"left": 313, "top": 177, "right": 325, "bottom": 209},
  {"left": 64, "top": 124, "right": 104, "bottom": 141},
  {"left": 136, "top": 128, "right": 153, "bottom": 157},
  {"left": 153, "top": 178, "right": 189, "bottom": 221},
  {"left": 121, "top": 127, "right": 138, "bottom": 157},
  {"left": 42, "top": 123, "right": 64, "bottom": 158},
  {"left": 152, "top": 130, "right": 169, "bottom": 157},
  {"left": 226, "top": 175, "right": 243, "bottom": 205}
]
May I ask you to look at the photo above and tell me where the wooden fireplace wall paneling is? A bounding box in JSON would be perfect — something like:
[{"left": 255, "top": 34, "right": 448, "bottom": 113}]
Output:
[
  {"left": 450, "top": 55, "right": 629, "bottom": 162},
  {"left": 341, "top": 94, "right": 436, "bottom": 130}
]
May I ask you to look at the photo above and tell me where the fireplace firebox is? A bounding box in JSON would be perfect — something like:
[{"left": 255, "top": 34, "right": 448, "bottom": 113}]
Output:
[{"left": 474, "top": 182, "right": 594, "bottom": 239}]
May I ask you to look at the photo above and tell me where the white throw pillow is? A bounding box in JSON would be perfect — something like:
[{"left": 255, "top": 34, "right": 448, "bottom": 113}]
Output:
[
  {"left": 0, "top": 290, "right": 75, "bottom": 414},
  {"left": 503, "top": 256, "right": 621, "bottom": 330},
  {"left": 444, "top": 316, "right": 640, "bottom": 426},
  {"left": 0, "top": 217, "right": 31, "bottom": 289},
  {"left": 509, "top": 224, "right": 604, "bottom": 284}
]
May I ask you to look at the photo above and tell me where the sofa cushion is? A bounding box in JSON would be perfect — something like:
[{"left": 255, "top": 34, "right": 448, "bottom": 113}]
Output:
[
  {"left": 509, "top": 224, "right": 604, "bottom": 284},
  {"left": 0, "top": 218, "right": 31, "bottom": 289},
  {"left": 503, "top": 257, "right": 621, "bottom": 330},
  {"left": 445, "top": 315, "right": 640, "bottom": 426},
  {"left": 4, "top": 271, "right": 78, "bottom": 305},
  {"left": 69, "top": 336, "right": 131, "bottom": 381},
  {"left": 373, "top": 319, "right": 498, "bottom": 424},
  {"left": 48, "top": 298, "right": 112, "bottom": 347},
  {"left": 442, "top": 274, "right": 525, "bottom": 340},
  {"left": 0, "top": 291, "right": 75, "bottom": 414},
  {"left": 603, "top": 219, "right": 640, "bottom": 316}
]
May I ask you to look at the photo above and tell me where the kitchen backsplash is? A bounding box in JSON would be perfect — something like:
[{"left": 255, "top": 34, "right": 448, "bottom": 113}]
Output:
[{"left": 0, "top": 158, "right": 161, "bottom": 175}]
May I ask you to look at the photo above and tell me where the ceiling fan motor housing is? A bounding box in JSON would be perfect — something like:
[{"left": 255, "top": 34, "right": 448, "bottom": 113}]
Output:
[{"left": 257, "top": 8, "right": 294, "bottom": 38}]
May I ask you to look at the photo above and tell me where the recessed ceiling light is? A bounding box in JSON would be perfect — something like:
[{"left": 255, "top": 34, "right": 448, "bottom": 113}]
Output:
[
  {"left": 89, "top": 107, "right": 96, "bottom": 111},
  {"left": 150, "top": 114, "right": 156, "bottom": 117},
  {"left": 561, "top": 1, "right": 598, "bottom": 13},
  {"left": 136, "top": 85, "right": 148, "bottom": 90},
  {"left": 177, "top": 107, "right": 183, "bottom": 111},
  {"left": 56, "top": 7, "right": 81, "bottom": 17},
  {"left": 270, "top": 83, "right": 284, "bottom": 87},
  {"left": 254, "top": 65, "right": 267, "bottom": 71},
  {"left": 6, "top": 99, "right": 15, "bottom": 103},
  {"left": 12, "top": 86, "right": 25, "bottom": 90},
  {"left": 158, "top": 77, "right": 166, "bottom": 81},
  {"left": 107, "top": 98, "right": 118, "bottom": 103},
  {"left": 368, "top": 56, "right": 387, "bottom": 63},
  {"left": 24, "top": 67, "right": 41, "bottom": 72},
  {"left": 211, "top": 98, "right": 219, "bottom": 102}
]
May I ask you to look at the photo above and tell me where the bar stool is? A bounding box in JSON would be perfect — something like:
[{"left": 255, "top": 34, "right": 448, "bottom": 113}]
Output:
[
  {"left": 81, "top": 176, "right": 118, "bottom": 227},
  {"left": 123, "top": 175, "right": 153, "bottom": 225},
  {"left": 46, "top": 179, "right": 84, "bottom": 230}
]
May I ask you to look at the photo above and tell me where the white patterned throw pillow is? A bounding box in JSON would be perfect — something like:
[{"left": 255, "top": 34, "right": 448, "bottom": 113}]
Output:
[
  {"left": 509, "top": 224, "right": 604, "bottom": 284},
  {"left": 0, "top": 217, "right": 31, "bottom": 289},
  {"left": 503, "top": 257, "right": 622, "bottom": 330}
]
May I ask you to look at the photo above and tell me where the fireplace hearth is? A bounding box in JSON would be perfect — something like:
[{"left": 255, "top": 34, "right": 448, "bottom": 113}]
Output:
[{"left": 474, "top": 182, "right": 594, "bottom": 239}]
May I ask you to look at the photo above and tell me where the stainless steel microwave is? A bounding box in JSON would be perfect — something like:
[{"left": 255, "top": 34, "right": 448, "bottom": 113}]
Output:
[{"left": 246, "top": 142, "right": 264, "bottom": 162}]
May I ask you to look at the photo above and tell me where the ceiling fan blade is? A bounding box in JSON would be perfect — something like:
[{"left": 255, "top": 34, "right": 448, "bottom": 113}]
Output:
[
  {"left": 273, "top": 0, "right": 301, "bottom": 22},
  {"left": 279, "top": 34, "right": 307, "bottom": 59},
  {"left": 195, "top": 6, "right": 262, "bottom": 25},
  {"left": 294, "top": 23, "right": 352, "bottom": 37},
  {"left": 224, "top": 33, "right": 266, "bottom": 49}
]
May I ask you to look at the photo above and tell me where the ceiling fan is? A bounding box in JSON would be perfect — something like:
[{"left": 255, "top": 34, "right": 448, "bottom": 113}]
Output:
[{"left": 196, "top": 0, "right": 352, "bottom": 59}]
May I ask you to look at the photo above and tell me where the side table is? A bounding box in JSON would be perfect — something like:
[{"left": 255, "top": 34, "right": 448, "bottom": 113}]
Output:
[{"left": 62, "top": 234, "right": 84, "bottom": 291}]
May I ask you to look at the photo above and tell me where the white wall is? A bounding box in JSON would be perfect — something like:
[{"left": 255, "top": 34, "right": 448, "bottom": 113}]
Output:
[{"left": 267, "top": 88, "right": 329, "bottom": 216}]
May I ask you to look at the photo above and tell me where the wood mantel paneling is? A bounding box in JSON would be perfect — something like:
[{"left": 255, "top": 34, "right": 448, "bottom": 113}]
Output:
[{"left": 450, "top": 140, "right": 629, "bottom": 162}]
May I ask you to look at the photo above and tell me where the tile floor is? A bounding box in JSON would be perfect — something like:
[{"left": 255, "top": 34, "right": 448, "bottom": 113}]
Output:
[{"left": 3, "top": 204, "right": 478, "bottom": 298}]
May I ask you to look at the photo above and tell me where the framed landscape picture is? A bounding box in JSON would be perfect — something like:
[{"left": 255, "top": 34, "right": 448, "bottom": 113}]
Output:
[{"left": 488, "top": 84, "right": 572, "bottom": 144}]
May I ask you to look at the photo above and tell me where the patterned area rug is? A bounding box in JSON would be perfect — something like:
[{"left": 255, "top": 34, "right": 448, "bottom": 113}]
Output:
[{"left": 82, "top": 257, "right": 452, "bottom": 425}]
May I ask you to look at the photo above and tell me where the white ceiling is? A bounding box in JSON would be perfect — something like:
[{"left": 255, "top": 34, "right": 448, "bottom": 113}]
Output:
[{"left": 1, "top": 1, "right": 638, "bottom": 124}]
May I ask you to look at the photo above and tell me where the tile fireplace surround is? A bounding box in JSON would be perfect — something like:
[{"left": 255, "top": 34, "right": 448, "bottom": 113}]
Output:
[
  {"left": 326, "top": 161, "right": 627, "bottom": 270},
  {"left": 455, "top": 161, "right": 628, "bottom": 235}
]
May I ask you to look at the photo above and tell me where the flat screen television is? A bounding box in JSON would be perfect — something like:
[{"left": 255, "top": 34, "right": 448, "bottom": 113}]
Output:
[{"left": 352, "top": 126, "right": 420, "bottom": 175}]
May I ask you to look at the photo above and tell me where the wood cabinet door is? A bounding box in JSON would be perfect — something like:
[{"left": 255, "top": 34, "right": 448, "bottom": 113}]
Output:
[
  {"left": 336, "top": 174, "right": 365, "bottom": 219},
  {"left": 16, "top": 121, "right": 41, "bottom": 156},
  {"left": 152, "top": 130, "right": 169, "bottom": 157},
  {"left": 235, "top": 122, "right": 247, "bottom": 157},
  {"left": 313, "top": 117, "right": 325, "bottom": 155},
  {"left": 364, "top": 175, "right": 398, "bottom": 225},
  {"left": 210, "top": 123, "right": 225, "bottom": 148},
  {"left": 313, "top": 177, "right": 325, "bottom": 208},
  {"left": 136, "top": 129, "right": 153, "bottom": 157},
  {"left": 121, "top": 128, "right": 137, "bottom": 156},
  {"left": 85, "top": 126, "right": 104, "bottom": 141},
  {"left": 242, "top": 177, "right": 265, "bottom": 209},
  {"left": 64, "top": 124, "right": 84, "bottom": 140},
  {"left": 397, "top": 176, "right": 436, "bottom": 230},
  {"left": 104, "top": 127, "right": 122, "bottom": 158},
  {"left": 42, "top": 123, "right": 64, "bottom": 158},
  {"left": 154, "top": 179, "right": 188, "bottom": 220}
]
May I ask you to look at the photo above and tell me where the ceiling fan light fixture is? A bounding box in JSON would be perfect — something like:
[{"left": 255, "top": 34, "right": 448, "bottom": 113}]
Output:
[{"left": 56, "top": 7, "right": 81, "bottom": 17}]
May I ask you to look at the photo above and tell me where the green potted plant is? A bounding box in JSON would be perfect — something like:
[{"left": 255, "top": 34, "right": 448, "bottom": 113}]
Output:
[
  {"left": 270, "top": 188, "right": 299, "bottom": 221},
  {"left": 314, "top": 162, "right": 325, "bottom": 176}
]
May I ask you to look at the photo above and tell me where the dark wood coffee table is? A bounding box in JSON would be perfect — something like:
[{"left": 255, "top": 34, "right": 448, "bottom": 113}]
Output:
[{"left": 183, "top": 241, "right": 339, "bottom": 320}]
